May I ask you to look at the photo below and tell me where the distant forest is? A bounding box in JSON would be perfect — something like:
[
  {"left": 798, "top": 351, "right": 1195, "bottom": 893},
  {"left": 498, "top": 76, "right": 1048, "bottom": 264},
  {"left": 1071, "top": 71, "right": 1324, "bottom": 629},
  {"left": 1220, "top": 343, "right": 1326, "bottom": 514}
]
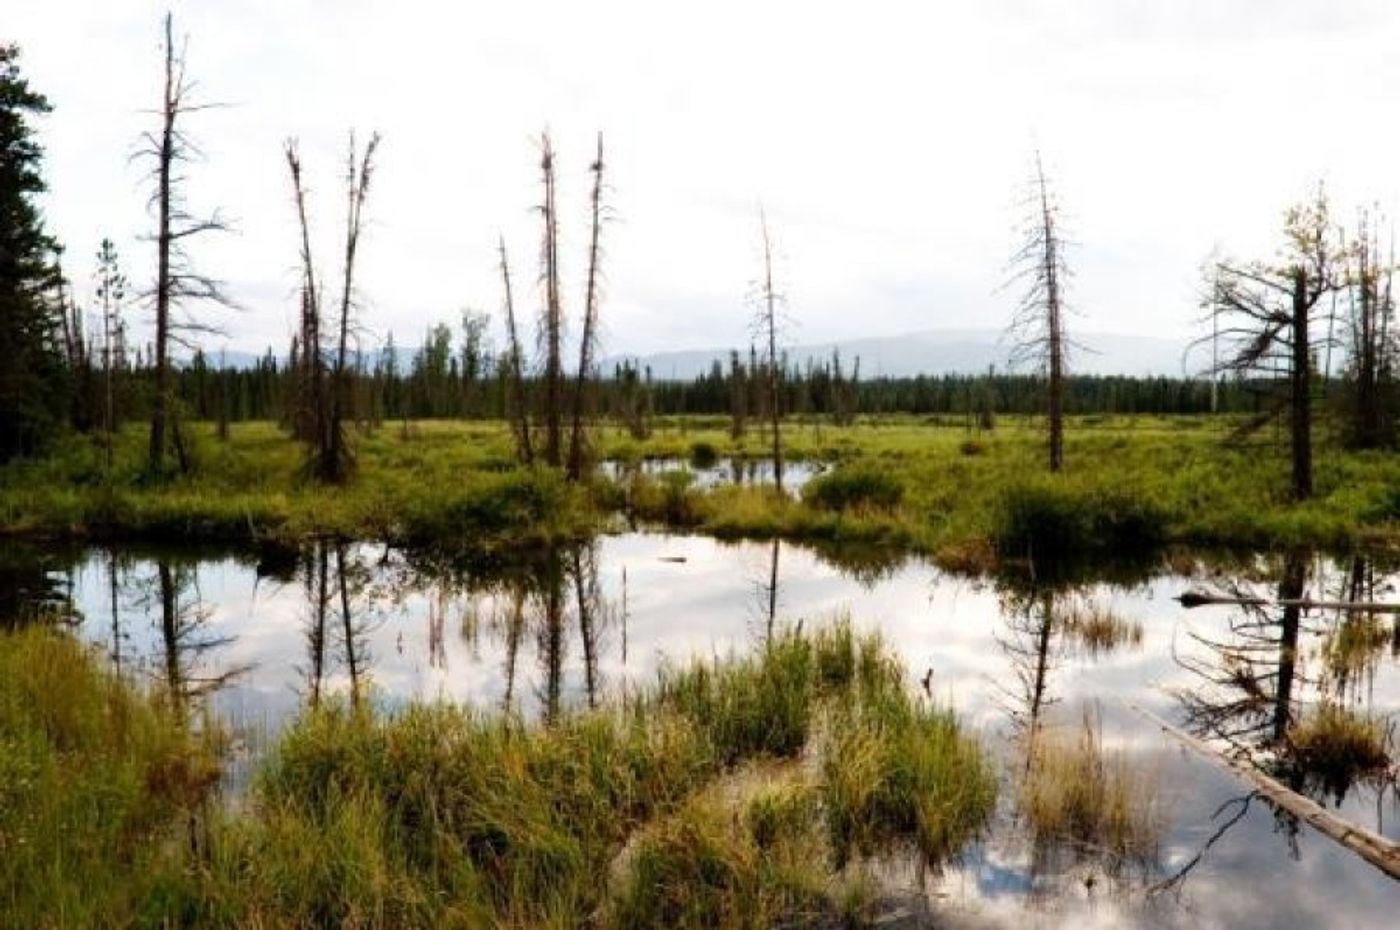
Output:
[{"left": 114, "top": 342, "right": 1268, "bottom": 427}]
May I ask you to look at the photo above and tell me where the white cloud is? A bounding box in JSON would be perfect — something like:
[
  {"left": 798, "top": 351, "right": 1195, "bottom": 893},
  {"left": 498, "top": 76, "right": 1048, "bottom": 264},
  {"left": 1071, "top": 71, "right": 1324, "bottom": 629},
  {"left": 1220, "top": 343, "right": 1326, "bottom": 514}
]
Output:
[{"left": 12, "top": 0, "right": 1400, "bottom": 357}]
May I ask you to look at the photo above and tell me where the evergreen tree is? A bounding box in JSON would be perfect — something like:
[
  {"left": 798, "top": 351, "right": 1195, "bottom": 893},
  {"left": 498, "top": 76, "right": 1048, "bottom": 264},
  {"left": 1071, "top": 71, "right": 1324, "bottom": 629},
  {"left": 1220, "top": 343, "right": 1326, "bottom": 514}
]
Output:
[{"left": 0, "top": 44, "right": 66, "bottom": 461}]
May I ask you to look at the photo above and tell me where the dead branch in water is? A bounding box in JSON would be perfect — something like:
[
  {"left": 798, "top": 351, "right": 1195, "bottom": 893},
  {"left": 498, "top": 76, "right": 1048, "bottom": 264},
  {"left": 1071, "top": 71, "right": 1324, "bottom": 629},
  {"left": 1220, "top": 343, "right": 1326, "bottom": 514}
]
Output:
[{"left": 1130, "top": 702, "right": 1400, "bottom": 882}]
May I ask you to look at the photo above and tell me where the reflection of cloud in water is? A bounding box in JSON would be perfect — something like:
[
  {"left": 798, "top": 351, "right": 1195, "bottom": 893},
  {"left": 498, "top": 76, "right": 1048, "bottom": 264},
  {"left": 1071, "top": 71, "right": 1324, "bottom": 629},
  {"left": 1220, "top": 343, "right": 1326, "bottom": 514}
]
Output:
[{"left": 38, "top": 536, "right": 1400, "bottom": 928}]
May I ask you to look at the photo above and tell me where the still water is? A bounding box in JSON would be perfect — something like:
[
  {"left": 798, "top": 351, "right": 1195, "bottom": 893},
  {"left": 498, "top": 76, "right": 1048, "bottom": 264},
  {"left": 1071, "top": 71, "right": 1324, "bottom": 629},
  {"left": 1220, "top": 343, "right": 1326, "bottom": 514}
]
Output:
[{"left": 8, "top": 534, "right": 1400, "bottom": 929}]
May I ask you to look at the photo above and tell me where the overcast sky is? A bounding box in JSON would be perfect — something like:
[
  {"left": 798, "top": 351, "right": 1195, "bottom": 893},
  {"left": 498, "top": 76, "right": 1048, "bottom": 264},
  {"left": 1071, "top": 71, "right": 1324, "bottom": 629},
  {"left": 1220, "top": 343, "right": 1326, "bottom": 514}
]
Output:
[{"left": 11, "top": 0, "right": 1400, "bottom": 358}]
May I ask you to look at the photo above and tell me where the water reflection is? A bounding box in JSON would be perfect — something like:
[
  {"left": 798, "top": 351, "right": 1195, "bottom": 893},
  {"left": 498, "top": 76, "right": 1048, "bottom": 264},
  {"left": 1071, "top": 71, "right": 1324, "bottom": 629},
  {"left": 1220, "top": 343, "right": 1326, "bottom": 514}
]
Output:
[
  {"left": 995, "top": 579, "right": 1162, "bottom": 890},
  {"left": 6, "top": 537, "right": 1400, "bottom": 927},
  {"left": 1176, "top": 552, "right": 1399, "bottom": 802}
]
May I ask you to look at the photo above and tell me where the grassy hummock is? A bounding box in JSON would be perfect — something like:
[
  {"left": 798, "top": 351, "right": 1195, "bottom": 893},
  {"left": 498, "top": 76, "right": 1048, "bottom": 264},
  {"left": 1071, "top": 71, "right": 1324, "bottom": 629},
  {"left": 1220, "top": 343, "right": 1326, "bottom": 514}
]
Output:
[{"left": 0, "top": 620, "right": 995, "bottom": 928}]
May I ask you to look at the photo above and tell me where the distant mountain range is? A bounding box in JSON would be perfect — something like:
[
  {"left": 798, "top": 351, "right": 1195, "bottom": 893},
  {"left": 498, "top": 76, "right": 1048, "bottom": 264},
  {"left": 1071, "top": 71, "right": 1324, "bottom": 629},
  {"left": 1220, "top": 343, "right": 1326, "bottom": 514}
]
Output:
[
  {"left": 205, "top": 328, "right": 1196, "bottom": 379},
  {"left": 601, "top": 329, "right": 1195, "bottom": 380}
]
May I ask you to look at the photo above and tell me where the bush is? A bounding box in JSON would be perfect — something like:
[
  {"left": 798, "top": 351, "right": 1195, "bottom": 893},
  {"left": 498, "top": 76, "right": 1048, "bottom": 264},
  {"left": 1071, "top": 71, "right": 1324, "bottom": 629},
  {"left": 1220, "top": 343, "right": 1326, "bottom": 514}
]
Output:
[
  {"left": 993, "top": 480, "right": 1167, "bottom": 560},
  {"left": 803, "top": 465, "right": 903, "bottom": 512},
  {"left": 403, "top": 468, "right": 571, "bottom": 542},
  {"left": 688, "top": 441, "right": 720, "bottom": 470}
]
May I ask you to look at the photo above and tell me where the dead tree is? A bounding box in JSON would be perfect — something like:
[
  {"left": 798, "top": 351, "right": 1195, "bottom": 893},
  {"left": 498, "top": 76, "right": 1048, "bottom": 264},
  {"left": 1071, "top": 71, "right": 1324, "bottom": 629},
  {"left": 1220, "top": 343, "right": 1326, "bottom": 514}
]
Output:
[
  {"left": 499, "top": 235, "right": 534, "bottom": 464},
  {"left": 284, "top": 132, "right": 380, "bottom": 483},
  {"left": 1007, "top": 152, "right": 1070, "bottom": 472},
  {"left": 140, "top": 13, "right": 231, "bottom": 476},
  {"left": 325, "top": 131, "right": 380, "bottom": 482},
  {"left": 95, "top": 238, "right": 127, "bottom": 468},
  {"left": 538, "top": 132, "right": 565, "bottom": 468},
  {"left": 1206, "top": 188, "right": 1343, "bottom": 501},
  {"left": 284, "top": 140, "right": 324, "bottom": 446},
  {"left": 1342, "top": 209, "right": 1396, "bottom": 449},
  {"left": 567, "top": 133, "right": 606, "bottom": 480},
  {"left": 754, "top": 208, "right": 786, "bottom": 493}
]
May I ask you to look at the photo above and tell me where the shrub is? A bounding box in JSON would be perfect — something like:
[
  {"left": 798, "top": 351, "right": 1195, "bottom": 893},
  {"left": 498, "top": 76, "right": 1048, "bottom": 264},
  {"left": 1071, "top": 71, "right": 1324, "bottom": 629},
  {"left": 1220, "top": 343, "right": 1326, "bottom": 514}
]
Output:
[
  {"left": 803, "top": 465, "right": 903, "bottom": 512},
  {"left": 993, "top": 480, "right": 1167, "bottom": 560},
  {"left": 688, "top": 441, "right": 720, "bottom": 470}
]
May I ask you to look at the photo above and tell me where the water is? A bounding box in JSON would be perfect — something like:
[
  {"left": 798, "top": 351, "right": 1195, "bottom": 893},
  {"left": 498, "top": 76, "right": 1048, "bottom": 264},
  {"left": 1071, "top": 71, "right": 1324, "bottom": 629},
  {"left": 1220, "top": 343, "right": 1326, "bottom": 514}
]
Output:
[
  {"left": 599, "top": 456, "right": 826, "bottom": 494},
  {"left": 8, "top": 535, "right": 1400, "bottom": 928}
]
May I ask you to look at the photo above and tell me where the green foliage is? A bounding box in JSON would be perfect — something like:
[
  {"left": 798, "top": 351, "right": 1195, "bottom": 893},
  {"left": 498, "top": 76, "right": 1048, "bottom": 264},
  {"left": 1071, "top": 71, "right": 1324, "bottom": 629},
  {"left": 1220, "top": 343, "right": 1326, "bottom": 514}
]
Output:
[
  {"left": 0, "top": 44, "right": 67, "bottom": 462},
  {"left": 803, "top": 464, "right": 904, "bottom": 512},
  {"left": 656, "top": 628, "right": 817, "bottom": 764},
  {"left": 688, "top": 440, "right": 719, "bottom": 469},
  {"left": 0, "top": 626, "right": 221, "bottom": 928},
  {"left": 993, "top": 479, "right": 1167, "bottom": 560}
]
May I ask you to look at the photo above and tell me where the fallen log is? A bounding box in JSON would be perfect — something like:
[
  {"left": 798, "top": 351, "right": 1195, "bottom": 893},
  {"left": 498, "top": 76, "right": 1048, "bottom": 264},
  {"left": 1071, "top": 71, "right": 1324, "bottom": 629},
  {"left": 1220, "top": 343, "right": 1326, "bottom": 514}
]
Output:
[
  {"left": 1176, "top": 590, "right": 1400, "bottom": 613},
  {"left": 1129, "top": 702, "right": 1400, "bottom": 882}
]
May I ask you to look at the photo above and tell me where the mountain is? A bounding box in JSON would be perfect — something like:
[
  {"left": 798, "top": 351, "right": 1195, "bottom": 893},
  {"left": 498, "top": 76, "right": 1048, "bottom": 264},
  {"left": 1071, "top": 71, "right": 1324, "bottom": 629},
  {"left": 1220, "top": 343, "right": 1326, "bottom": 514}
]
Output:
[{"left": 601, "top": 329, "right": 1194, "bottom": 380}]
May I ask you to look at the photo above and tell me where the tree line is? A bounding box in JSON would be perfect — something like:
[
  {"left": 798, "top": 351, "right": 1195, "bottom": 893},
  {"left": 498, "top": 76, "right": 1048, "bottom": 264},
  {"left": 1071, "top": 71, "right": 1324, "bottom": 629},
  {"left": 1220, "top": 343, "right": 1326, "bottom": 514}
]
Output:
[{"left": 1, "top": 21, "right": 1397, "bottom": 499}]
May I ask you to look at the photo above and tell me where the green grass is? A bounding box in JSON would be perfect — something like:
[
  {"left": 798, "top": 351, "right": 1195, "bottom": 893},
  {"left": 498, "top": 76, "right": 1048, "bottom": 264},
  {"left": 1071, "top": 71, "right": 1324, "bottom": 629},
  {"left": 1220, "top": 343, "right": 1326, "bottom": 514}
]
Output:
[
  {"left": 3, "top": 414, "right": 1398, "bottom": 567},
  {"left": 1, "top": 619, "right": 995, "bottom": 928},
  {"left": 0, "top": 625, "right": 222, "bottom": 929}
]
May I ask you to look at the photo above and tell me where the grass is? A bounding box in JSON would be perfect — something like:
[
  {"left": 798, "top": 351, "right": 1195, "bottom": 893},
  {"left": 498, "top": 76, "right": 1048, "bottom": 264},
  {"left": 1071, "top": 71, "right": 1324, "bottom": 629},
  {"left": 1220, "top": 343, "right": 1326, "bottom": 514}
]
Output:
[
  {"left": 0, "top": 624, "right": 222, "bottom": 929},
  {"left": 1018, "top": 708, "right": 1162, "bottom": 871},
  {"left": 1059, "top": 601, "right": 1144, "bottom": 658},
  {"left": 1, "top": 619, "right": 995, "bottom": 928},
  {"left": 3, "top": 414, "right": 1399, "bottom": 568},
  {"left": 1285, "top": 702, "right": 1393, "bottom": 802}
]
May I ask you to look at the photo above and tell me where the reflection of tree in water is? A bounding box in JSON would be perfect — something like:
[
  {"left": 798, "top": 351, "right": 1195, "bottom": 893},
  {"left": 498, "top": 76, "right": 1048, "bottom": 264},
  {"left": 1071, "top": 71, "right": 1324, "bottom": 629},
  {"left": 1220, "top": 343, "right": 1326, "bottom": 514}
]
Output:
[
  {"left": 0, "top": 543, "right": 80, "bottom": 629},
  {"left": 1167, "top": 551, "right": 1400, "bottom": 890},
  {"left": 412, "top": 540, "right": 613, "bottom": 721},
  {"left": 299, "top": 542, "right": 376, "bottom": 710},
  {"left": 1175, "top": 552, "right": 1397, "bottom": 801},
  {"left": 995, "top": 578, "right": 1160, "bottom": 885},
  {"left": 141, "top": 559, "right": 245, "bottom": 719}
]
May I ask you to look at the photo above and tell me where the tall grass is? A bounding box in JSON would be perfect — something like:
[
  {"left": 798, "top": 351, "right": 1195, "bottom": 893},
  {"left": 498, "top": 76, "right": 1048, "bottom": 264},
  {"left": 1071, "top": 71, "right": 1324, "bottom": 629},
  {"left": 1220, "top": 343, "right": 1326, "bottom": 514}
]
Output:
[
  {"left": 0, "top": 625, "right": 221, "bottom": 928},
  {"left": 1017, "top": 708, "right": 1161, "bottom": 870},
  {"left": 0, "top": 618, "right": 993, "bottom": 927}
]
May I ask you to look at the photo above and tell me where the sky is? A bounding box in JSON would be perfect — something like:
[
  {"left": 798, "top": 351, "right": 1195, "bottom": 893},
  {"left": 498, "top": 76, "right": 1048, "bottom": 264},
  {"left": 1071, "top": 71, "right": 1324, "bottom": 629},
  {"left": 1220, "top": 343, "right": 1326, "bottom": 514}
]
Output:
[{"left": 10, "top": 0, "right": 1400, "bottom": 359}]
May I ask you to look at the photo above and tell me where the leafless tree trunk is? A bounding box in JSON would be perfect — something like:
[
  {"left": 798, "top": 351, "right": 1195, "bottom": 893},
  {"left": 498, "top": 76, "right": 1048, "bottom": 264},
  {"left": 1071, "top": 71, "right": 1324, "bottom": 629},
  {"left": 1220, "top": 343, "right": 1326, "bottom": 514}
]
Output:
[
  {"left": 567, "top": 134, "right": 606, "bottom": 480},
  {"left": 538, "top": 133, "right": 564, "bottom": 468},
  {"left": 325, "top": 131, "right": 380, "bottom": 483},
  {"left": 285, "top": 140, "right": 324, "bottom": 446},
  {"left": 285, "top": 131, "right": 379, "bottom": 483},
  {"left": 499, "top": 235, "right": 534, "bottom": 464},
  {"left": 142, "top": 13, "right": 230, "bottom": 476},
  {"left": 1007, "top": 152, "right": 1069, "bottom": 473},
  {"left": 755, "top": 208, "right": 785, "bottom": 493}
]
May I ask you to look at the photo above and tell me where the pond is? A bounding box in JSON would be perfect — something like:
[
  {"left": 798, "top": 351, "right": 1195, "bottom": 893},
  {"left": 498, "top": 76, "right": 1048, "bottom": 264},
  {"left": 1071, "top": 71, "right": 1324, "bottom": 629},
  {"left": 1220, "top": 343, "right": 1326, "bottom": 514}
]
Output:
[
  {"left": 6, "top": 534, "right": 1400, "bottom": 929},
  {"left": 599, "top": 455, "right": 826, "bottom": 494}
]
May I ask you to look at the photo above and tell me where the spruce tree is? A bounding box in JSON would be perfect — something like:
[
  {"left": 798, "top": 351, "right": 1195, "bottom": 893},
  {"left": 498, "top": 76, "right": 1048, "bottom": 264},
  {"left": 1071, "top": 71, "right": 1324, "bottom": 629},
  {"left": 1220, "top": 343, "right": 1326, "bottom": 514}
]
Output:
[{"left": 0, "top": 44, "right": 66, "bottom": 461}]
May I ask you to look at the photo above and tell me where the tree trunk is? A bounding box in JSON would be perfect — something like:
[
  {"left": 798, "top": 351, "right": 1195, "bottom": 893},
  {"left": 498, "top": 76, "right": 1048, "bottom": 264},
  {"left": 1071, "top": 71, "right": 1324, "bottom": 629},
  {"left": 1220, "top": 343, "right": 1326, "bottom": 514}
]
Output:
[
  {"left": 148, "top": 14, "right": 176, "bottom": 475},
  {"left": 1290, "top": 269, "right": 1312, "bottom": 501}
]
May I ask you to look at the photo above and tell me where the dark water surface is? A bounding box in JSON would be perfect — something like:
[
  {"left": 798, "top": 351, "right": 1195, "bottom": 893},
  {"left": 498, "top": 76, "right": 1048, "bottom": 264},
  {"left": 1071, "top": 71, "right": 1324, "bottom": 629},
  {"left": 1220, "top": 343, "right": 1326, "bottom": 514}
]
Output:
[{"left": 7, "top": 535, "right": 1400, "bottom": 929}]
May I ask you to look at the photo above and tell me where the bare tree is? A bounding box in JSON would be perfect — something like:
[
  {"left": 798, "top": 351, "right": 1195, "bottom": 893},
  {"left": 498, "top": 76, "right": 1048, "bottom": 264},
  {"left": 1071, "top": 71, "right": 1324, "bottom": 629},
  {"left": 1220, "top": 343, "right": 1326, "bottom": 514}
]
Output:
[
  {"left": 1007, "top": 152, "right": 1070, "bottom": 472},
  {"left": 538, "top": 132, "right": 565, "bottom": 468},
  {"left": 1341, "top": 208, "right": 1396, "bottom": 449},
  {"left": 567, "top": 133, "right": 607, "bottom": 480},
  {"left": 284, "top": 139, "right": 324, "bottom": 446},
  {"left": 95, "top": 238, "right": 127, "bottom": 468},
  {"left": 140, "top": 13, "right": 231, "bottom": 476},
  {"left": 753, "top": 208, "right": 786, "bottom": 493},
  {"left": 498, "top": 235, "right": 534, "bottom": 464},
  {"left": 284, "top": 131, "right": 380, "bottom": 483},
  {"left": 1205, "top": 187, "right": 1344, "bottom": 500},
  {"left": 325, "top": 131, "right": 380, "bottom": 482}
]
